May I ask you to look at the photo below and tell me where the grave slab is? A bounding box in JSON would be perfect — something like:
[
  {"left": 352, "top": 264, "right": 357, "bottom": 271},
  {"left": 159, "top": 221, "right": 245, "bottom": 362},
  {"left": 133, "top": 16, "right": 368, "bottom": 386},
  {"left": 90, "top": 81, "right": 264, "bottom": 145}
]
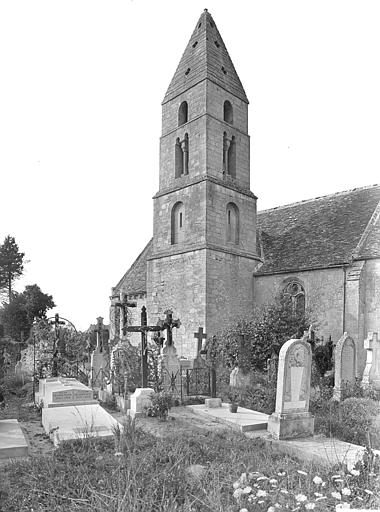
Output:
[
  {"left": 42, "top": 404, "right": 121, "bottom": 446},
  {"left": 187, "top": 403, "right": 268, "bottom": 432},
  {"left": 36, "top": 377, "right": 97, "bottom": 408},
  {"left": 0, "top": 419, "right": 29, "bottom": 459}
]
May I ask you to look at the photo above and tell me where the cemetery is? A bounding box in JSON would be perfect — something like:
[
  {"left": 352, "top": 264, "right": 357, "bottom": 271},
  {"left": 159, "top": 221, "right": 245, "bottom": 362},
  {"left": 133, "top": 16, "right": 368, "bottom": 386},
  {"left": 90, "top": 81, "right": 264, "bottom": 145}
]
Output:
[
  {"left": 1, "top": 6, "right": 380, "bottom": 512},
  {"left": 1, "top": 295, "right": 380, "bottom": 511}
]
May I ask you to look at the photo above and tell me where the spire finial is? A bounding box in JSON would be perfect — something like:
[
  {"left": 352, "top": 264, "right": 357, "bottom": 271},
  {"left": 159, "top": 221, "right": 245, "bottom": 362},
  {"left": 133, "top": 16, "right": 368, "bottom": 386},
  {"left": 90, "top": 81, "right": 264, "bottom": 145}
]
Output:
[{"left": 204, "top": 8, "right": 208, "bottom": 12}]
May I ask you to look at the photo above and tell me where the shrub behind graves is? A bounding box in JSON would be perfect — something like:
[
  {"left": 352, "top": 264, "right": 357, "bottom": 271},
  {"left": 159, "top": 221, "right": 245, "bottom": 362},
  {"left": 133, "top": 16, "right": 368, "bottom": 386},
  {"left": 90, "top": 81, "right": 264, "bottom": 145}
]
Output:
[
  {"left": 338, "top": 397, "right": 380, "bottom": 447},
  {"left": 146, "top": 390, "right": 174, "bottom": 420}
]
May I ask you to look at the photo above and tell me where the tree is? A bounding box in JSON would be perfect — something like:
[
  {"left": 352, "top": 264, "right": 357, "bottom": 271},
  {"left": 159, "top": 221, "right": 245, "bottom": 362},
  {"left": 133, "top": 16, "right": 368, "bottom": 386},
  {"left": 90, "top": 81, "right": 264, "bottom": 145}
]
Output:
[
  {"left": 0, "top": 284, "right": 55, "bottom": 342},
  {"left": 0, "top": 236, "right": 26, "bottom": 301},
  {"left": 207, "top": 295, "right": 312, "bottom": 376}
]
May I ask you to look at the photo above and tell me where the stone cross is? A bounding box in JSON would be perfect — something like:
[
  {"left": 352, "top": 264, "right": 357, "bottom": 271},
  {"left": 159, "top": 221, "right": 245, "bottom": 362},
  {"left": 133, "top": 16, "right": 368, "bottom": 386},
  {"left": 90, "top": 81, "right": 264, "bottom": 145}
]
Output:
[
  {"left": 49, "top": 313, "right": 65, "bottom": 352},
  {"left": 94, "top": 317, "right": 105, "bottom": 351},
  {"left": 194, "top": 327, "right": 207, "bottom": 356},
  {"left": 362, "top": 332, "right": 380, "bottom": 391}
]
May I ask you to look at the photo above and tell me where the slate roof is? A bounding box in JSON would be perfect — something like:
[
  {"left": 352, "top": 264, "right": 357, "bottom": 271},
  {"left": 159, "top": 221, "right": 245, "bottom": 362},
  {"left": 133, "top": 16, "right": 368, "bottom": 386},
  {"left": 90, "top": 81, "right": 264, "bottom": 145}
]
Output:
[
  {"left": 114, "top": 239, "right": 153, "bottom": 295},
  {"left": 116, "top": 185, "right": 380, "bottom": 292},
  {"left": 256, "top": 184, "right": 380, "bottom": 275},
  {"left": 163, "top": 10, "right": 248, "bottom": 104}
]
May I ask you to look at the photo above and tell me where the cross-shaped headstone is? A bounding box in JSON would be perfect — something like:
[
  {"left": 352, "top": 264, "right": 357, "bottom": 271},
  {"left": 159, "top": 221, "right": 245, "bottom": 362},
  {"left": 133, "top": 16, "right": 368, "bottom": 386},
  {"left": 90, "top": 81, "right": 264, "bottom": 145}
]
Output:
[
  {"left": 157, "top": 310, "right": 181, "bottom": 347},
  {"left": 49, "top": 313, "right": 65, "bottom": 351},
  {"left": 194, "top": 327, "right": 207, "bottom": 356}
]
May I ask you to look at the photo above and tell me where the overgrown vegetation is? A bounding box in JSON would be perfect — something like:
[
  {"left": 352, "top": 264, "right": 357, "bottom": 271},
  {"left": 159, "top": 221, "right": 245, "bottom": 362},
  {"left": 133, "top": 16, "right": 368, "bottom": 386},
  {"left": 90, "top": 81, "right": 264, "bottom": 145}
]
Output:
[{"left": 0, "top": 422, "right": 379, "bottom": 512}]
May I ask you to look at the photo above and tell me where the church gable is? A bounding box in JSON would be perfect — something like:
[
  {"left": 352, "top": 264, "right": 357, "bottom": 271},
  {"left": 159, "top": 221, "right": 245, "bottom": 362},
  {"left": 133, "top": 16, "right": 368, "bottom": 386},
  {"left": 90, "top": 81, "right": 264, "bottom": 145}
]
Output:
[
  {"left": 256, "top": 185, "right": 380, "bottom": 275},
  {"left": 114, "top": 239, "right": 152, "bottom": 295}
]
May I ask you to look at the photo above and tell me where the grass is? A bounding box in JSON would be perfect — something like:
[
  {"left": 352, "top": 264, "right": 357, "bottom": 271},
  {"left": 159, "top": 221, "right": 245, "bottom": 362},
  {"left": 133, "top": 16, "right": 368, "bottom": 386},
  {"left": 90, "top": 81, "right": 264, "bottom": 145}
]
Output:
[{"left": 1, "top": 415, "right": 379, "bottom": 512}]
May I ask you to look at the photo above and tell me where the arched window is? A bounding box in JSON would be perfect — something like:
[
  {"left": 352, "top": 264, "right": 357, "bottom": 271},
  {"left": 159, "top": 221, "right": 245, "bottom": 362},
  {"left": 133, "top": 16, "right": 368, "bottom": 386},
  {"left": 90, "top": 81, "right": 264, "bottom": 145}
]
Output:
[
  {"left": 175, "top": 134, "right": 189, "bottom": 178},
  {"left": 171, "top": 202, "right": 185, "bottom": 244},
  {"left": 223, "top": 132, "right": 236, "bottom": 178},
  {"left": 226, "top": 202, "right": 239, "bottom": 244},
  {"left": 223, "top": 100, "right": 233, "bottom": 124},
  {"left": 283, "top": 281, "right": 306, "bottom": 316},
  {"left": 178, "top": 101, "right": 188, "bottom": 126}
]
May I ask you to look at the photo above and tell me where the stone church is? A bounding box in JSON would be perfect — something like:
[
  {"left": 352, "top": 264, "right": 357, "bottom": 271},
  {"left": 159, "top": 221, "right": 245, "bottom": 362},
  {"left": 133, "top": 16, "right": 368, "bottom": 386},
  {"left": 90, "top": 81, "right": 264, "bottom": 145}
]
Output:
[{"left": 109, "top": 10, "right": 380, "bottom": 377}]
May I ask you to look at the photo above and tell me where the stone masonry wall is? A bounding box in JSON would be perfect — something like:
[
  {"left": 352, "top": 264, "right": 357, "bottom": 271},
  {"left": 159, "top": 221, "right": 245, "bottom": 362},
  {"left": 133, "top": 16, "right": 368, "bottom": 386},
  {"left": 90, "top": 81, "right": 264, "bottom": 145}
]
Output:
[
  {"left": 206, "top": 180, "right": 256, "bottom": 253},
  {"left": 206, "top": 250, "right": 257, "bottom": 338},
  {"left": 153, "top": 181, "right": 207, "bottom": 254},
  {"left": 253, "top": 267, "right": 345, "bottom": 343},
  {"left": 147, "top": 250, "right": 206, "bottom": 358},
  {"left": 364, "top": 259, "right": 380, "bottom": 335}
]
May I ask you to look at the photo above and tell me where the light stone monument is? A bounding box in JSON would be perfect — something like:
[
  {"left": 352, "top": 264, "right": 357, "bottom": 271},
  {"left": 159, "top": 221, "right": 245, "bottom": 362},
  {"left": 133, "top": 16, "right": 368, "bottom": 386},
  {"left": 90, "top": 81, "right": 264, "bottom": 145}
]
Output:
[
  {"left": 333, "top": 332, "right": 357, "bottom": 401},
  {"left": 362, "top": 332, "right": 380, "bottom": 391},
  {"left": 267, "top": 335, "right": 314, "bottom": 439}
]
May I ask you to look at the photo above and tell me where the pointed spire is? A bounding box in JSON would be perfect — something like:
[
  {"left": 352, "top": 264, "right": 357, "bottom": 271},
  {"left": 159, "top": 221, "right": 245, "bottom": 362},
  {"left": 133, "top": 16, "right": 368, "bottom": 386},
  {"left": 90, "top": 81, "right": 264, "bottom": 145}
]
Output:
[{"left": 163, "top": 10, "right": 248, "bottom": 104}]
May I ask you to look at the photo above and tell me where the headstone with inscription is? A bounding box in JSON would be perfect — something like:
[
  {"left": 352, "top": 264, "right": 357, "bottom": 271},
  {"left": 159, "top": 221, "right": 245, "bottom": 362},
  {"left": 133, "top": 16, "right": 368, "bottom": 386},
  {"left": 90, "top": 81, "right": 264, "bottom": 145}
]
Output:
[
  {"left": 333, "top": 332, "right": 357, "bottom": 400},
  {"left": 37, "top": 377, "right": 97, "bottom": 408},
  {"left": 361, "top": 332, "right": 380, "bottom": 391},
  {"left": 267, "top": 335, "right": 314, "bottom": 439}
]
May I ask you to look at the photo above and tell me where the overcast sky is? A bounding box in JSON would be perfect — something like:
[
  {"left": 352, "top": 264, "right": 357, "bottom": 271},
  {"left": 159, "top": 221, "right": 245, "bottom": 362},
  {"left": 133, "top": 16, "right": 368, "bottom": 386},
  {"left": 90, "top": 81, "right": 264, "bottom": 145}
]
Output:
[{"left": 1, "top": 0, "right": 379, "bottom": 331}]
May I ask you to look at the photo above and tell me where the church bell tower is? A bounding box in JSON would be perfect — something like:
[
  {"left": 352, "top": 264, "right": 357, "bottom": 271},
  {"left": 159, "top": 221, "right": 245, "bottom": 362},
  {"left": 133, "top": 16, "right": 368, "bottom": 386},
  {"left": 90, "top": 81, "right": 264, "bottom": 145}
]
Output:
[{"left": 147, "top": 9, "right": 260, "bottom": 357}]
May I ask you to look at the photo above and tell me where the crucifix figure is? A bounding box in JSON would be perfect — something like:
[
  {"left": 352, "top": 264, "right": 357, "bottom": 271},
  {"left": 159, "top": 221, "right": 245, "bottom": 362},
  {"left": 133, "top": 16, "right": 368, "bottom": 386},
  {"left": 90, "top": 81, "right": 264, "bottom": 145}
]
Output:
[
  {"left": 49, "top": 313, "right": 65, "bottom": 352},
  {"left": 157, "top": 309, "right": 181, "bottom": 347},
  {"left": 194, "top": 327, "right": 207, "bottom": 356},
  {"left": 125, "top": 306, "right": 162, "bottom": 387},
  {"left": 113, "top": 295, "right": 137, "bottom": 338}
]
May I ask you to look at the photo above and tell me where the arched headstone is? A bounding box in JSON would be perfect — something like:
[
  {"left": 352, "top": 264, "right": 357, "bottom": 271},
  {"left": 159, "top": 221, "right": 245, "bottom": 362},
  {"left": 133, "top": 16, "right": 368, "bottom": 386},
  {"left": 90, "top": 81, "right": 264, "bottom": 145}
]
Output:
[
  {"left": 267, "top": 336, "right": 314, "bottom": 439},
  {"left": 333, "top": 332, "right": 356, "bottom": 400}
]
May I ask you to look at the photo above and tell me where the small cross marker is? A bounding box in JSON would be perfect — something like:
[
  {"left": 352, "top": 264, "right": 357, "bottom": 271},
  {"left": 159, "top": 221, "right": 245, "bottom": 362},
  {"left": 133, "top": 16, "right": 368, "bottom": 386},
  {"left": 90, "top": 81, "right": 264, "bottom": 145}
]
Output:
[{"left": 194, "top": 327, "right": 207, "bottom": 355}]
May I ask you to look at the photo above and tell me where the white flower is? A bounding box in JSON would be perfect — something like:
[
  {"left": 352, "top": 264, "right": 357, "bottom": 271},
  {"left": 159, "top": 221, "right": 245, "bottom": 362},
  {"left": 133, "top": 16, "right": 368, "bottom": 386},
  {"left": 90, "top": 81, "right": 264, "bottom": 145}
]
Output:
[
  {"left": 332, "top": 474, "right": 342, "bottom": 479},
  {"left": 295, "top": 494, "right": 307, "bottom": 502},
  {"left": 257, "top": 490, "right": 267, "bottom": 497},
  {"left": 257, "top": 476, "right": 269, "bottom": 481},
  {"left": 274, "top": 505, "right": 281, "bottom": 509},
  {"left": 342, "top": 487, "right": 351, "bottom": 496},
  {"left": 316, "top": 496, "right": 327, "bottom": 501},
  {"left": 331, "top": 491, "right": 342, "bottom": 500},
  {"left": 321, "top": 481, "right": 326, "bottom": 487},
  {"left": 350, "top": 469, "right": 360, "bottom": 476},
  {"left": 233, "top": 488, "right": 244, "bottom": 500},
  {"left": 334, "top": 479, "right": 344, "bottom": 483},
  {"left": 364, "top": 489, "right": 373, "bottom": 495},
  {"left": 312, "top": 476, "right": 323, "bottom": 485},
  {"left": 297, "top": 470, "right": 308, "bottom": 476},
  {"left": 114, "top": 451, "right": 123, "bottom": 457},
  {"left": 233, "top": 480, "right": 241, "bottom": 489},
  {"left": 239, "top": 509, "right": 249, "bottom": 512},
  {"left": 243, "top": 486, "right": 252, "bottom": 494},
  {"left": 267, "top": 507, "right": 276, "bottom": 512},
  {"left": 314, "top": 492, "right": 323, "bottom": 497},
  {"left": 280, "top": 489, "right": 289, "bottom": 494},
  {"left": 277, "top": 471, "right": 286, "bottom": 476},
  {"left": 248, "top": 495, "right": 256, "bottom": 502},
  {"left": 336, "top": 504, "right": 350, "bottom": 510},
  {"left": 305, "top": 504, "right": 315, "bottom": 510},
  {"left": 269, "top": 478, "right": 278, "bottom": 484},
  {"left": 258, "top": 501, "right": 264, "bottom": 505}
]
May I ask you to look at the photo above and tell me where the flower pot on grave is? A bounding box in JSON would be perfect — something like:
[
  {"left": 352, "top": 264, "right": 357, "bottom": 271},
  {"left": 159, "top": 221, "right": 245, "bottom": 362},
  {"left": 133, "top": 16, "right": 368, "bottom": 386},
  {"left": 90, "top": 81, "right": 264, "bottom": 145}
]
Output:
[{"left": 229, "top": 403, "right": 238, "bottom": 413}]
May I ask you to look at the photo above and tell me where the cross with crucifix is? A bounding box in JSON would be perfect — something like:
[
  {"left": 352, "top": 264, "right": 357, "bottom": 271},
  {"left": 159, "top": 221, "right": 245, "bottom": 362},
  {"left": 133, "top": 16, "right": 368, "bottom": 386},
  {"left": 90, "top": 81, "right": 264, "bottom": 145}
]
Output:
[
  {"left": 156, "top": 310, "right": 181, "bottom": 347},
  {"left": 125, "top": 306, "right": 162, "bottom": 387},
  {"left": 113, "top": 295, "right": 137, "bottom": 337},
  {"left": 194, "top": 327, "right": 207, "bottom": 356},
  {"left": 49, "top": 313, "right": 65, "bottom": 352}
]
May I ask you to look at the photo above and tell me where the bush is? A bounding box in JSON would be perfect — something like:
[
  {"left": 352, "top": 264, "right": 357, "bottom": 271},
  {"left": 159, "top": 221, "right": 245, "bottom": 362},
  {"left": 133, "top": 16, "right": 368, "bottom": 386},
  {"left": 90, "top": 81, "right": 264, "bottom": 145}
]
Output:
[
  {"left": 338, "top": 397, "right": 380, "bottom": 447},
  {"left": 146, "top": 390, "right": 173, "bottom": 420}
]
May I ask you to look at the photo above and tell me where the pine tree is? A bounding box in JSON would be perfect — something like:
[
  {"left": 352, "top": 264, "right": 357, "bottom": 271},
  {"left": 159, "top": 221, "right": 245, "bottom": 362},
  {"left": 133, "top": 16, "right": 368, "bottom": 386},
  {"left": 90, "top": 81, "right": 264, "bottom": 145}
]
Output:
[{"left": 0, "top": 236, "right": 25, "bottom": 301}]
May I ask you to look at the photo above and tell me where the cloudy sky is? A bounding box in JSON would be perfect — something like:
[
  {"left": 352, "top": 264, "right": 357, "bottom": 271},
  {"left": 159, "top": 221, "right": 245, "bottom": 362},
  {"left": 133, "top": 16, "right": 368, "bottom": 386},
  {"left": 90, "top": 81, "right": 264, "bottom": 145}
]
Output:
[{"left": 1, "top": 0, "right": 379, "bottom": 330}]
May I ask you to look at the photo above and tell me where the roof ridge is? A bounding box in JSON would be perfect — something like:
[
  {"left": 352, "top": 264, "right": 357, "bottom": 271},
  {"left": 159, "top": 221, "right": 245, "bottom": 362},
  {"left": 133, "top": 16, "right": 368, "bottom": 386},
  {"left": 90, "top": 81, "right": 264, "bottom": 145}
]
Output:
[{"left": 258, "top": 184, "right": 380, "bottom": 214}]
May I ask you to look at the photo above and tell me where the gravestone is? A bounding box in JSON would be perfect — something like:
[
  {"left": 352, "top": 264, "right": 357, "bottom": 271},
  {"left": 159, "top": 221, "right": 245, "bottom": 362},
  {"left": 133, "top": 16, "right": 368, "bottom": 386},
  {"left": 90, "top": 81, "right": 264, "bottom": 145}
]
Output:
[
  {"left": 333, "top": 332, "right": 357, "bottom": 400},
  {"left": 14, "top": 361, "right": 25, "bottom": 385},
  {"left": 229, "top": 335, "right": 251, "bottom": 389},
  {"left": 90, "top": 317, "right": 109, "bottom": 389},
  {"left": 129, "top": 388, "right": 155, "bottom": 418},
  {"left": 267, "top": 335, "right": 314, "bottom": 439},
  {"left": 37, "top": 377, "right": 97, "bottom": 408},
  {"left": 362, "top": 332, "right": 380, "bottom": 391},
  {"left": 160, "top": 343, "right": 181, "bottom": 396}
]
